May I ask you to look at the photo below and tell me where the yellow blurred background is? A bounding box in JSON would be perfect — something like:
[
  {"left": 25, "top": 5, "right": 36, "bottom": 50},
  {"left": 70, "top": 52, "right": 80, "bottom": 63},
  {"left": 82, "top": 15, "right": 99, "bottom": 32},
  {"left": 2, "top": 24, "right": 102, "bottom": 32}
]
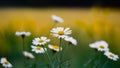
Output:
[{"left": 0, "top": 7, "right": 120, "bottom": 68}]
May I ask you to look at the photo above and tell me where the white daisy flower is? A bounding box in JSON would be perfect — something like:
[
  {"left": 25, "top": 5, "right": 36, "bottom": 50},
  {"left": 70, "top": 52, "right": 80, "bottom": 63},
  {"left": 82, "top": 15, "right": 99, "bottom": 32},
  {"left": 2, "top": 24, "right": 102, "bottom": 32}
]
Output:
[
  {"left": 0, "top": 58, "right": 12, "bottom": 68},
  {"left": 51, "top": 27, "right": 72, "bottom": 39},
  {"left": 64, "top": 36, "right": 77, "bottom": 45},
  {"left": 89, "top": 41, "right": 109, "bottom": 52},
  {"left": 96, "top": 41, "right": 109, "bottom": 52},
  {"left": 51, "top": 15, "right": 64, "bottom": 23},
  {"left": 31, "top": 45, "right": 46, "bottom": 54},
  {"left": 32, "top": 36, "right": 50, "bottom": 46},
  {"left": 104, "top": 51, "right": 119, "bottom": 61},
  {"left": 48, "top": 44, "right": 62, "bottom": 52},
  {"left": 23, "top": 51, "right": 35, "bottom": 59},
  {"left": 15, "top": 31, "right": 31, "bottom": 37}
]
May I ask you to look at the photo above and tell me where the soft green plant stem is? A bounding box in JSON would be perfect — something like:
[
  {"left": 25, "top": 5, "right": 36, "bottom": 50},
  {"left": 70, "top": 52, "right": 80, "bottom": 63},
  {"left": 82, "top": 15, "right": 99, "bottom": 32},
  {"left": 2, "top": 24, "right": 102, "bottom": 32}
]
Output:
[
  {"left": 34, "top": 54, "right": 39, "bottom": 68},
  {"left": 61, "top": 42, "right": 69, "bottom": 61},
  {"left": 59, "top": 38, "right": 62, "bottom": 68},
  {"left": 94, "top": 52, "right": 102, "bottom": 68},
  {"left": 22, "top": 37, "right": 26, "bottom": 68},
  {"left": 97, "top": 52, "right": 102, "bottom": 68},
  {"left": 59, "top": 42, "right": 69, "bottom": 67},
  {"left": 43, "top": 47, "right": 54, "bottom": 68},
  {"left": 102, "top": 59, "right": 109, "bottom": 68},
  {"left": 84, "top": 50, "right": 97, "bottom": 67}
]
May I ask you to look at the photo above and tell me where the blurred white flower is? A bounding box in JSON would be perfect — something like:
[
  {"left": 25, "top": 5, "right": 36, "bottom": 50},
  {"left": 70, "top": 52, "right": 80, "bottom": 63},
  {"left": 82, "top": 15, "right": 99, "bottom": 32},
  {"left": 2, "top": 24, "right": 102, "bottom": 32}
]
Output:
[
  {"left": 23, "top": 51, "right": 35, "bottom": 59},
  {"left": 31, "top": 45, "right": 46, "bottom": 54},
  {"left": 104, "top": 51, "right": 119, "bottom": 61},
  {"left": 51, "top": 15, "right": 64, "bottom": 23},
  {"left": 48, "top": 44, "right": 62, "bottom": 52},
  {"left": 89, "top": 42, "right": 98, "bottom": 49},
  {"left": 32, "top": 36, "right": 50, "bottom": 46},
  {"left": 64, "top": 36, "right": 77, "bottom": 45},
  {"left": 51, "top": 27, "right": 72, "bottom": 39},
  {"left": 0, "top": 58, "right": 12, "bottom": 68},
  {"left": 15, "top": 31, "right": 31, "bottom": 37},
  {"left": 96, "top": 41, "right": 109, "bottom": 52},
  {"left": 89, "top": 41, "right": 109, "bottom": 52}
]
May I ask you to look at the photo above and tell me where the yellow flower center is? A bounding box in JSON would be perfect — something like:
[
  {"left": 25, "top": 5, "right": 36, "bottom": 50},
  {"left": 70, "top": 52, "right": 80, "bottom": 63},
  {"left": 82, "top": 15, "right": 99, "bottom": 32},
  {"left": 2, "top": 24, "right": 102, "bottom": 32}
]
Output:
[
  {"left": 109, "top": 54, "right": 114, "bottom": 58},
  {"left": 39, "top": 40, "right": 44, "bottom": 43},
  {"left": 4, "top": 61, "right": 9, "bottom": 64},
  {"left": 58, "top": 31, "right": 64, "bottom": 35},
  {"left": 36, "top": 46, "right": 41, "bottom": 50},
  {"left": 99, "top": 45, "right": 105, "bottom": 49},
  {"left": 53, "top": 45, "right": 59, "bottom": 49}
]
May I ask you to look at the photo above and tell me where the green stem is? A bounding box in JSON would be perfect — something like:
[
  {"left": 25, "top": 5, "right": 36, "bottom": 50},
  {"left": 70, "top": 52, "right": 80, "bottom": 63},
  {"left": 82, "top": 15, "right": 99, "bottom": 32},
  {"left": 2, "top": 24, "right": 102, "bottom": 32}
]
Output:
[
  {"left": 22, "top": 37, "right": 26, "bottom": 68},
  {"left": 102, "top": 59, "right": 109, "bottom": 68},
  {"left": 34, "top": 54, "right": 39, "bottom": 68},
  {"left": 59, "top": 38, "right": 62, "bottom": 68},
  {"left": 84, "top": 51, "right": 97, "bottom": 67},
  {"left": 43, "top": 47, "right": 54, "bottom": 68},
  {"left": 61, "top": 42, "right": 69, "bottom": 61},
  {"left": 94, "top": 52, "right": 102, "bottom": 68}
]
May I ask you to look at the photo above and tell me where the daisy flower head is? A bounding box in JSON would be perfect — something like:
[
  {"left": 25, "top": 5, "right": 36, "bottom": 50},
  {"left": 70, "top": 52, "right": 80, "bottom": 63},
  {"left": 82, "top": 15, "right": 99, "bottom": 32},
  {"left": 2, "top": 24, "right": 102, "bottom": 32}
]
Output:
[
  {"left": 32, "top": 36, "right": 50, "bottom": 46},
  {"left": 104, "top": 51, "right": 119, "bottom": 61},
  {"left": 51, "top": 27, "right": 72, "bottom": 39},
  {"left": 31, "top": 45, "right": 46, "bottom": 54},
  {"left": 15, "top": 31, "right": 31, "bottom": 37},
  {"left": 23, "top": 51, "right": 35, "bottom": 59},
  {"left": 89, "top": 41, "right": 109, "bottom": 52},
  {"left": 0, "top": 58, "right": 12, "bottom": 68},
  {"left": 48, "top": 44, "right": 62, "bottom": 52},
  {"left": 51, "top": 15, "right": 64, "bottom": 23},
  {"left": 96, "top": 41, "right": 109, "bottom": 52},
  {"left": 64, "top": 36, "right": 77, "bottom": 45}
]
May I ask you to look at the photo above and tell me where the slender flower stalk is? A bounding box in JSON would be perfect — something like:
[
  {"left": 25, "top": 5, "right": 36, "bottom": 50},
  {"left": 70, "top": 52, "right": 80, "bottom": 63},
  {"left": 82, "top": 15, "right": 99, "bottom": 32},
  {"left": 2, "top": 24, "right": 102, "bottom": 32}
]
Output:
[
  {"left": 59, "top": 38, "right": 63, "bottom": 68},
  {"left": 60, "top": 42, "right": 70, "bottom": 67},
  {"left": 95, "top": 52, "right": 102, "bottom": 68},
  {"left": 102, "top": 59, "right": 109, "bottom": 68},
  {"left": 34, "top": 54, "right": 39, "bottom": 68},
  {"left": 22, "top": 37, "right": 26, "bottom": 68},
  {"left": 84, "top": 51, "right": 97, "bottom": 67},
  {"left": 42, "top": 46, "right": 54, "bottom": 68},
  {"left": 15, "top": 31, "right": 31, "bottom": 68}
]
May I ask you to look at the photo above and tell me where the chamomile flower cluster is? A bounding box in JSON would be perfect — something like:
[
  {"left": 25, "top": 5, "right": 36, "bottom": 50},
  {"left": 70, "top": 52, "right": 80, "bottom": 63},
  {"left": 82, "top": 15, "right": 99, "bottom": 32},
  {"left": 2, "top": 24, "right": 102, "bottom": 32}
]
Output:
[
  {"left": 51, "top": 27, "right": 72, "bottom": 39},
  {"left": 31, "top": 36, "right": 50, "bottom": 54},
  {"left": 50, "top": 27, "right": 77, "bottom": 45},
  {"left": 0, "top": 58, "right": 12, "bottom": 68},
  {"left": 32, "top": 36, "right": 50, "bottom": 46},
  {"left": 89, "top": 41, "right": 119, "bottom": 61}
]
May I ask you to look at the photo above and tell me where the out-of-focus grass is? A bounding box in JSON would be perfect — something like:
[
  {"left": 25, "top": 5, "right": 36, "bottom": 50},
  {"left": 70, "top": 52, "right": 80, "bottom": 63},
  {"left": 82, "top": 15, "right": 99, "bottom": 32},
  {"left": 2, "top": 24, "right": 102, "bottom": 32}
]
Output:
[{"left": 0, "top": 8, "right": 120, "bottom": 68}]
